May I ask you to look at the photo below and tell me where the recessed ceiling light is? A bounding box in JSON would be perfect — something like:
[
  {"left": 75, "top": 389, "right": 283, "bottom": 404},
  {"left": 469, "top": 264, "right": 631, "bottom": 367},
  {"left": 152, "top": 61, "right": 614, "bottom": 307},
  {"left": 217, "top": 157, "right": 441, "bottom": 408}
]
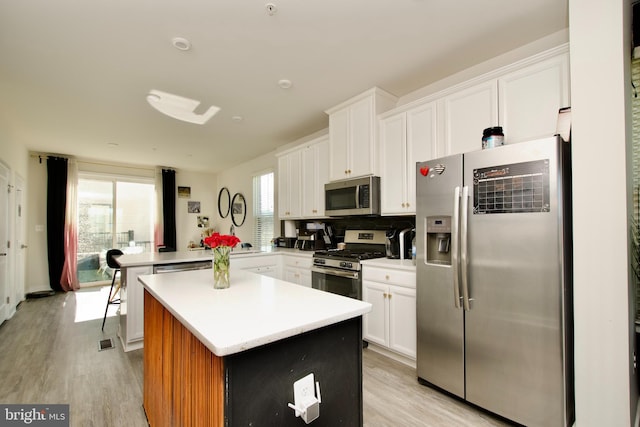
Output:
[
  {"left": 171, "top": 37, "right": 191, "bottom": 51},
  {"left": 232, "top": 115, "right": 243, "bottom": 122},
  {"left": 278, "top": 79, "right": 292, "bottom": 89}
]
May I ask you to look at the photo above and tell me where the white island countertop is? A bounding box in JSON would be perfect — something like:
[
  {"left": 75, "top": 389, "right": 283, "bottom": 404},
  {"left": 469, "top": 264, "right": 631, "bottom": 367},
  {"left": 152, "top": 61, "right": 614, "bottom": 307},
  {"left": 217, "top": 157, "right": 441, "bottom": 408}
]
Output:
[{"left": 138, "top": 269, "right": 371, "bottom": 357}]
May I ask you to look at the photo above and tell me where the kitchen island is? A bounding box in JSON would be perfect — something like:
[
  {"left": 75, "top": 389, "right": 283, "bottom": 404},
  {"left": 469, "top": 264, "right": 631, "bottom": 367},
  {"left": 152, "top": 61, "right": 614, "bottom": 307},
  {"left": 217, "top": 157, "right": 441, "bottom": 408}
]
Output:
[
  {"left": 115, "top": 248, "right": 308, "bottom": 351},
  {"left": 139, "top": 268, "right": 371, "bottom": 426}
]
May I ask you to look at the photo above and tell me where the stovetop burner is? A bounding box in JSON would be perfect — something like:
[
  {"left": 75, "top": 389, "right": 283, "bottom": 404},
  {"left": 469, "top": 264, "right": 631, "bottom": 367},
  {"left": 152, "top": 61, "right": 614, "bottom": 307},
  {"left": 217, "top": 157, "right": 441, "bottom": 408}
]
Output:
[
  {"left": 313, "top": 249, "right": 386, "bottom": 261},
  {"left": 312, "top": 229, "right": 387, "bottom": 266}
]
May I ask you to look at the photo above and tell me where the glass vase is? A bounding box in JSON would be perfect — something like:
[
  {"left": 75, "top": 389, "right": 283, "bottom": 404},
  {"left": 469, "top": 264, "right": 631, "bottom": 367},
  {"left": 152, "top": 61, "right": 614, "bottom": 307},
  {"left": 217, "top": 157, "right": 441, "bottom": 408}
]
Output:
[{"left": 213, "top": 246, "right": 231, "bottom": 289}]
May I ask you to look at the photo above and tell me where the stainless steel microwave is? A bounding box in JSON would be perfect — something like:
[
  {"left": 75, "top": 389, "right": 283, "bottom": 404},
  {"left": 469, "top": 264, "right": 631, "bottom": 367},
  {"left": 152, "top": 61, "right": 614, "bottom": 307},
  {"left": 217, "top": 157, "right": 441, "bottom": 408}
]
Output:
[{"left": 325, "top": 176, "right": 380, "bottom": 216}]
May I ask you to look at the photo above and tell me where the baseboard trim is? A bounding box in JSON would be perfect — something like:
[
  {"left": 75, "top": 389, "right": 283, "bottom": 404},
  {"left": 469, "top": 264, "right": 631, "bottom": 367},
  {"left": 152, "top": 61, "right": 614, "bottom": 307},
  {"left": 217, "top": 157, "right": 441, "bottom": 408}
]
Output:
[{"left": 365, "top": 342, "right": 416, "bottom": 369}]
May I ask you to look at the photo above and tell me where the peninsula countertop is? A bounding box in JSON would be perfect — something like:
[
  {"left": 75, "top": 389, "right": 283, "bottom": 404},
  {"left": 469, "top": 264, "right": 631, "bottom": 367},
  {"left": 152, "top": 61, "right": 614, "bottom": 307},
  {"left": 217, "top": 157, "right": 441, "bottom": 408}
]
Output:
[
  {"left": 116, "top": 247, "right": 311, "bottom": 268},
  {"left": 138, "top": 268, "right": 371, "bottom": 357}
]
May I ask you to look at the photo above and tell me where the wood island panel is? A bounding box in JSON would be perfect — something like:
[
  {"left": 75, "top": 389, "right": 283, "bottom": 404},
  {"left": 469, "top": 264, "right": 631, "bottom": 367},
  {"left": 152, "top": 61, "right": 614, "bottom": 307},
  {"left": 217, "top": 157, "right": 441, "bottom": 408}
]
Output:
[{"left": 143, "top": 290, "right": 224, "bottom": 427}]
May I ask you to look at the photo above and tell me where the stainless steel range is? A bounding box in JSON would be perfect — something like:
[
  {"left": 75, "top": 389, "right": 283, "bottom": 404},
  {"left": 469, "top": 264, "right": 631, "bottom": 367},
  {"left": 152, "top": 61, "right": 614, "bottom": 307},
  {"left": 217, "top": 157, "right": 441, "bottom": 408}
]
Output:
[{"left": 311, "top": 229, "right": 387, "bottom": 300}]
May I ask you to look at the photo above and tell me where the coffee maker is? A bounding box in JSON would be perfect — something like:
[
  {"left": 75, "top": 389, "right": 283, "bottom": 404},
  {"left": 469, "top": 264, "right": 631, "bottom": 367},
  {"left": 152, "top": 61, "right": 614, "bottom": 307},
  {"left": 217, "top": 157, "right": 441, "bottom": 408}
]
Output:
[
  {"left": 295, "top": 230, "right": 327, "bottom": 251},
  {"left": 385, "top": 229, "right": 401, "bottom": 259}
]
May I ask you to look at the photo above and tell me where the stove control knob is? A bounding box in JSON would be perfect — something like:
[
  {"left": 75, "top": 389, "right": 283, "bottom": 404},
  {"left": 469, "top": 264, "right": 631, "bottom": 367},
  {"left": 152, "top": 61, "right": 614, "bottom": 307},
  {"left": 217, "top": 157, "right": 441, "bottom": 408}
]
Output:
[
  {"left": 314, "top": 259, "right": 325, "bottom": 265},
  {"left": 339, "top": 261, "right": 352, "bottom": 269}
]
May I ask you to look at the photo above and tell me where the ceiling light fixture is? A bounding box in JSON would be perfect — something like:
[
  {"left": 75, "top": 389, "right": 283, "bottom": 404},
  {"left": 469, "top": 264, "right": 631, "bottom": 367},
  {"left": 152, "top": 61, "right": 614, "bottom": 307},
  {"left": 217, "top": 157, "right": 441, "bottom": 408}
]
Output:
[
  {"left": 171, "top": 37, "right": 192, "bottom": 51},
  {"left": 146, "top": 89, "right": 220, "bottom": 125},
  {"left": 231, "top": 115, "right": 244, "bottom": 122},
  {"left": 278, "top": 79, "right": 292, "bottom": 89}
]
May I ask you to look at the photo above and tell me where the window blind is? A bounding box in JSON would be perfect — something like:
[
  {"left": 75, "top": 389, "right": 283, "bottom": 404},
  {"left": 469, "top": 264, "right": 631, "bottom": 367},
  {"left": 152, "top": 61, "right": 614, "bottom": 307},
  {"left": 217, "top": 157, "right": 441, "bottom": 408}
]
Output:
[{"left": 253, "top": 171, "right": 274, "bottom": 250}]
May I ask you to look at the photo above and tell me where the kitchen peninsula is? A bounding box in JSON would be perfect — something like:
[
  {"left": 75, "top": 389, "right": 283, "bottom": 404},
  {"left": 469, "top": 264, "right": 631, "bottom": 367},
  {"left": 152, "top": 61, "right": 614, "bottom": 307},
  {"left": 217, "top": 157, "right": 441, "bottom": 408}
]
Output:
[{"left": 139, "top": 269, "right": 371, "bottom": 426}]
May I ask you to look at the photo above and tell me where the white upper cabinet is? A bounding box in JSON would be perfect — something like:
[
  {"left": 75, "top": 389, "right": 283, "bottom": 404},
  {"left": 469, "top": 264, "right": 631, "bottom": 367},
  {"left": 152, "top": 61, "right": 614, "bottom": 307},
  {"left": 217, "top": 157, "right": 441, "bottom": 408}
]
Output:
[
  {"left": 326, "top": 87, "right": 397, "bottom": 181},
  {"left": 440, "top": 79, "right": 499, "bottom": 156},
  {"left": 277, "top": 149, "right": 302, "bottom": 219},
  {"left": 277, "top": 134, "right": 329, "bottom": 219},
  {"left": 380, "top": 100, "right": 436, "bottom": 215},
  {"left": 498, "top": 53, "right": 570, "bottom": 143},
  {"left": 301, "top": 136, "right": 329, "bottom": 217}
]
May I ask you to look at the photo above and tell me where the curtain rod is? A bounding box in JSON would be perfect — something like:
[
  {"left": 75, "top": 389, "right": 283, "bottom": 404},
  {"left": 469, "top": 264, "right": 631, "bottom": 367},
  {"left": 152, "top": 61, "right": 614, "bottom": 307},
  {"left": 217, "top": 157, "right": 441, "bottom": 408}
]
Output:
[{"left": 30, "top": 153, "right": 157, "bottom": 172}]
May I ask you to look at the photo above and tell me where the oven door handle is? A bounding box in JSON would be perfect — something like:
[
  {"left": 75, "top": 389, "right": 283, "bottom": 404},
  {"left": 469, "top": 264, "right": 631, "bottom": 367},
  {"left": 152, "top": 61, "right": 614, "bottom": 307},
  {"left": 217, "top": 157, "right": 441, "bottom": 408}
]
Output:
[{"left": 311, "top": 266, "right": 359, "bottom": 280}]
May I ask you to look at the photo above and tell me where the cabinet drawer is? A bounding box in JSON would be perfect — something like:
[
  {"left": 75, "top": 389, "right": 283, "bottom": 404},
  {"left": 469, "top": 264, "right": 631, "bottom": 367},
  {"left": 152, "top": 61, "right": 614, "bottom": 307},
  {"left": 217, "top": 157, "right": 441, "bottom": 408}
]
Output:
[
  {"left": 362, "top": 266, "right": 415, "bottom": 288},
  {"left": 283, "top": 255, "right": 312, "bottom": 269},
  {"left": 231, "top": 254, "right": 278, "bottom": 270}
]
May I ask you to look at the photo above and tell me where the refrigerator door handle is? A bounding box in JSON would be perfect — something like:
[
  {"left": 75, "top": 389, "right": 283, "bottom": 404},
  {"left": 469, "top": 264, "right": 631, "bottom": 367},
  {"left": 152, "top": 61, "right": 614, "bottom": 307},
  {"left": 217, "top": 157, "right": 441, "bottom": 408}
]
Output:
[
  {"left": 460, "top": 185, "right": 471, "bottom": 311},
  {"left": 452, "top": 186, "right": 461, "bottom": 309}
]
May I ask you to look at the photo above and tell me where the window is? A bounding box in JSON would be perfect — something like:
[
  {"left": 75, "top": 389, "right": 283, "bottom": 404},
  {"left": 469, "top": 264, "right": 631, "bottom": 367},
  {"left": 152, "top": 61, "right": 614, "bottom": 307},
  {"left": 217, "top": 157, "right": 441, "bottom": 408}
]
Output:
[
  {"left": 253, "top": 171, "right": 274, "bottom": 250},
  {"left": 77, "top": 175, "right": 155, "bottom": 285}
]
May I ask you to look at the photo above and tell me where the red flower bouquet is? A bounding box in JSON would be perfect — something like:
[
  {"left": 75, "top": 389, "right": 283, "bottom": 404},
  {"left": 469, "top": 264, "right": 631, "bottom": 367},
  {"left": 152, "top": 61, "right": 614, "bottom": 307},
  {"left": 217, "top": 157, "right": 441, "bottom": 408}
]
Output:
[
  {"left": 204, "top": 233, "right": 240, "bottom": 289},
  {"left": 203, "top": 233, "right": 241, "bottom": 249}
]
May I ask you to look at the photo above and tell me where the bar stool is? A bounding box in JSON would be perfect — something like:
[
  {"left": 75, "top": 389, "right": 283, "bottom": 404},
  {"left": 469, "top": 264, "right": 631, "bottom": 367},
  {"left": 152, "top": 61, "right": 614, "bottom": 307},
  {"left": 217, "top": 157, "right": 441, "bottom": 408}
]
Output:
[{"left": 101, "top": 249, "right": 123, "bottom": 331}]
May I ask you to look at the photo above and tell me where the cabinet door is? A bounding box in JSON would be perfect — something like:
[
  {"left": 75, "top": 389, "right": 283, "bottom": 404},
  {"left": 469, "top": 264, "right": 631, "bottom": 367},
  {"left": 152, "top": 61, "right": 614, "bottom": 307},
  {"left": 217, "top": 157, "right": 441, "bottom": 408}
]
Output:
[
  {"left": 284, "top": 267, "right": 301, "bottom": 285},
  {"left": 299, "top": 270, "right": 312, "bottom": 288},
  {"left": 406, "top": 101, "right": 437, "bottom": 212},
  {"left": 277, "top": 151, "right": 302, "bottom": 218},
  {"left": 362, "top": 280, "right": 388, "bottom": 347},
  {"left": 380, "top": 112, "right": 408, "bottom": 215},
  {"left": 349, "top": 96, "right": 375, "bottom": 178},
  {"left": 315, "top": 138, "right": 329, "bottom": 216},
  {"left": 301, "top": 137, "right": 329, "bottom": 217},
  {"left": 388, "top": 285, "right": 417, "bottom": 359},
  {"left": 126, "top": 265, "right": 153, "bottom": 342},
  {"left": 441, "top": 80, "right": 498, "bottom": 156},
  {"left": 277, "top": 155, "right": 290, "bottom": 218},
  {"left": 498, "top": 53, "right": 570, "bottom": 143},
  {"left": 329, "top": 108, "right": 350, "bottom": 181}
]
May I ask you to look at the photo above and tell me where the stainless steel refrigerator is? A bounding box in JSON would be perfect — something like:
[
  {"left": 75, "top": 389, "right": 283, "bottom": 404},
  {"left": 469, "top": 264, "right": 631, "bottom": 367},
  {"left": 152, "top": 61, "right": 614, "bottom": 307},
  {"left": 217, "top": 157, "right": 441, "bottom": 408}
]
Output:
[{"left": 415, "top": 135, "right": 574, "bottom": 427}]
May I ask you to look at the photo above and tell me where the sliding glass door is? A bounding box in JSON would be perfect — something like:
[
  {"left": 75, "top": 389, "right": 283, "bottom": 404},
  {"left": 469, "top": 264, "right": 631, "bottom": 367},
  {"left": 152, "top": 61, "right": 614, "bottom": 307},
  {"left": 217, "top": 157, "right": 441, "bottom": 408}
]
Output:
[{"left": 77, "top": 175, "right": 155, "bottom": 286}]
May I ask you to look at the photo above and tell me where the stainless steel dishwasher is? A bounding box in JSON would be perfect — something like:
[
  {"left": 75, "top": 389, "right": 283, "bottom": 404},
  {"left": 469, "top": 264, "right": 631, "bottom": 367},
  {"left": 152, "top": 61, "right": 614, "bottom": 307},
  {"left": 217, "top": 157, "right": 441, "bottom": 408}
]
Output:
[{"left": 152, "top": 260, "right": 212, "bottom": 274}]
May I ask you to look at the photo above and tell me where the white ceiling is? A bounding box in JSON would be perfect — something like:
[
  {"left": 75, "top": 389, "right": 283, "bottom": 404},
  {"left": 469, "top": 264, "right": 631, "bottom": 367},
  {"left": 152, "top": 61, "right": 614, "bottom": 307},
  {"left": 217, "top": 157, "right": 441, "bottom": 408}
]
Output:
[{"left": 0, "top": 0, "right": 568, "bottom": 173}]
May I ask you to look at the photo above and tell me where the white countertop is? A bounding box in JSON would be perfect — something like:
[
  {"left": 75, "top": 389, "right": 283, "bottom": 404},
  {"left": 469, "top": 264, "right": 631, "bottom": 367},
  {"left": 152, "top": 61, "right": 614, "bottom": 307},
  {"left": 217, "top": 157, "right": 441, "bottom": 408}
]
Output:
[
  {"left": 116, "top": 247, "right": 312, "bottom": 268},
  {"left": 361, "top": 257, "right": 417, "bottom": 271},
  {"left": 138, "top": 268, "right": 371, "bottom": 356}
]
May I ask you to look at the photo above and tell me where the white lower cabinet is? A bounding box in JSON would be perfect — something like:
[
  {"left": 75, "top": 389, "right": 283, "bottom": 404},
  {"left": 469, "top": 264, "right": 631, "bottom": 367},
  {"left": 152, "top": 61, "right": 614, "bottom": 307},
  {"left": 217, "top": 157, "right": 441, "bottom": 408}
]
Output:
[
  {"left": 119, "top": 265, "right": 152, "bottom": 351},
  {"left": 362, "top": 265, "right": 416, "bottom": 359},
  {"left": 282, "top": 254, "right": 312, "bottom": 287},
  {"left": 231, "top": 254, "right": 279, "bottom": 278}
]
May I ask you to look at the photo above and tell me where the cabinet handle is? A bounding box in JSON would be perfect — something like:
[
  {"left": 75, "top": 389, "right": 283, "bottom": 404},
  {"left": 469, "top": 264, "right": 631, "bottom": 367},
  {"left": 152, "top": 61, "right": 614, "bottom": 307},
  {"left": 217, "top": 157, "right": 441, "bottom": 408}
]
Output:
[
  {"left": 385, "top": 275, "right": 390, "bottom": 280},
  {"left": 383, "top": 293, "right": 387, "bottom": 298},
  {"left": 406, "top": 202, "right": 410, "bottom": 207}
]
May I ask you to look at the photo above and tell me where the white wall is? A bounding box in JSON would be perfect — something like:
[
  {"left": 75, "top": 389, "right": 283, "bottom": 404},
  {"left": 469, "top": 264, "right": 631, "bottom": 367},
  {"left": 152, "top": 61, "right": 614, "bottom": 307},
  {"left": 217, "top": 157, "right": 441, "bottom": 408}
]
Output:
[
  {"left": 175, "top": 170, "right": 217, "bottom": 250},
  {"left": 215, "top": 151, "right": 278, "bottom": 248},
  {"left": 570, "top": 0, "right": 636, "bottom": 425}
]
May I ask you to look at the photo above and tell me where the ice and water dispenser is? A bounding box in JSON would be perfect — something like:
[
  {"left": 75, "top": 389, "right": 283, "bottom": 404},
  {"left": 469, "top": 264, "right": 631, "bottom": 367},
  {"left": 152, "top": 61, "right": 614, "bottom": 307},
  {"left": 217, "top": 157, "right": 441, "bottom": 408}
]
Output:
[{"left": 425, "top": 216, "right": 451, "bottom": 265}]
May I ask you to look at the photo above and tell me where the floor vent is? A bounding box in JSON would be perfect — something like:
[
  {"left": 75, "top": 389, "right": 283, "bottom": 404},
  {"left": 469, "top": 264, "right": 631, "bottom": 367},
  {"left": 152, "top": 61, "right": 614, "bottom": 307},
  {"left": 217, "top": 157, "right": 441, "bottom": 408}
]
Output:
[{"left": 99, "top": 338, "right": 114, "bottom": 351}]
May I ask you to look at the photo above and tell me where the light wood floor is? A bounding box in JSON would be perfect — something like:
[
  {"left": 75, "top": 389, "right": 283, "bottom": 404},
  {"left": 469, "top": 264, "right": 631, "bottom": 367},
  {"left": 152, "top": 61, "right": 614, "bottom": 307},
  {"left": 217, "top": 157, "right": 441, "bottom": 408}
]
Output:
[{"left": 0, "top": 288, "right": 511, "bottom": 427}]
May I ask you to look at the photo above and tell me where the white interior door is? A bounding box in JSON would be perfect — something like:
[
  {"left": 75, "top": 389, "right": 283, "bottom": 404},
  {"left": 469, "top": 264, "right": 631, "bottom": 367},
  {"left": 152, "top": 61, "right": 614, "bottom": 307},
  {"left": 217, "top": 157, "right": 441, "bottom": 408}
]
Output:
[
  {"left": 14, "top": 174, "right": 25, "bottom": 307},
  {"left": 0, "top": 162, "right": 9, "bottom": 325}
]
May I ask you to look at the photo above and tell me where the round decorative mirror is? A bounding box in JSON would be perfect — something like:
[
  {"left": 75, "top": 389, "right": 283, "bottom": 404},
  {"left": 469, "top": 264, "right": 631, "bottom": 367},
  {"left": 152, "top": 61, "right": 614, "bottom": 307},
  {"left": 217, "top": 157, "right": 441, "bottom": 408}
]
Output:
[
  {"left": 231, "top": 193, "right": 246, "bottom": 227},
  {"left": 218, "top": 187, "right": 230, "bottom": 218}
]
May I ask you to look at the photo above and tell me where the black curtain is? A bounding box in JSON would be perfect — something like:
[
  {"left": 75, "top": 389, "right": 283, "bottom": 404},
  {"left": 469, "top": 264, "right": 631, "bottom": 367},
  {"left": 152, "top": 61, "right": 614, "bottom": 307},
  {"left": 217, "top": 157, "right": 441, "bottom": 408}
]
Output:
[
  {"left": 47, "top": 157, "right": 68, "bottom": 291},
  {"left": 162, "top": 169, "right": 177, "bottom": 252}
]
